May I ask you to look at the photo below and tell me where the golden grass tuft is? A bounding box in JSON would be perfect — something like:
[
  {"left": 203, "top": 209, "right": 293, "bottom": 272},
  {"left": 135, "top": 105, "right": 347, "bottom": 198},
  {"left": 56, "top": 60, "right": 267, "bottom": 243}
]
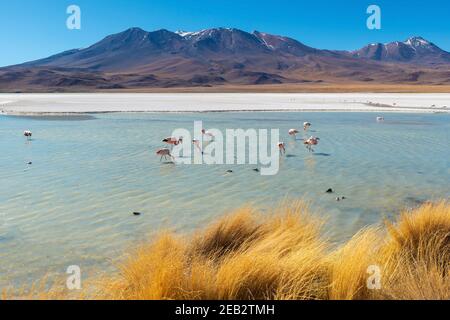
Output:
[
  {"left": 212, "top": 202, "right": 328, "bottom": 300},
  {"left": 377, "top": 201, "right": 450, "bottom": 300},
  {"left": 328, "top": 200, "right": 450, "bottom": 300},
  {"left": 327, "top": 227, "right": 383, "bottom": 300},
  {"left": 191, "top": 206, "right": 262, "bottom": 259},
  {"left": 97, "top": 201, "right": 329, "bottom": 300},
  {"left": 384, "top": 201, "right": 450, "bottom": 263},
  {"left": 4, "top": 200, "right": 449, "bottom": 300}
]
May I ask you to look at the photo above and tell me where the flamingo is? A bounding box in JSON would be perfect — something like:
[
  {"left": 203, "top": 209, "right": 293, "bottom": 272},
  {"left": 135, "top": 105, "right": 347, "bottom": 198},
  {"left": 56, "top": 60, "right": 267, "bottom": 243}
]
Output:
[
  {"left": 278, "top": 142, "right": 286, "bottom": 155},
  {"left": 288, "top": 129, "right": 300, "bottom": 137},
  {"left": 162, "top": 137, "right": 183, "bottom": 149},
  {"left": 303, "top": 122, "right": 311, "bottom": 131},
  {"left": 156, "top": 148, "right": 174, "bottom": 162},
  {"left": 304, "top": 136, "right": 320, "bottom": 152},
  {"left": 24, "top": 130, "right": 32, "bottom": 140},
  {"left": 192, "top": 139, "right": 203, "bottom": 154},
  {"left": 202, "top": 129, "right": 215, "bottom": 140}
]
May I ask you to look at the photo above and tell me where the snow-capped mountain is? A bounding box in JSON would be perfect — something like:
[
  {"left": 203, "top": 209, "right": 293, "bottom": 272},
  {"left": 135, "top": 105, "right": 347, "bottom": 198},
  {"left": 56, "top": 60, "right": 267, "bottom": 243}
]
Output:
[
  {"left": 352, "top": 36, "right": 450, "bottom": 65},
  {"left": 1, "top": 28, "right": 449, "bottom": 91},
  {"left": 14, "top": 27, "right": 343, "bottom": 72}
]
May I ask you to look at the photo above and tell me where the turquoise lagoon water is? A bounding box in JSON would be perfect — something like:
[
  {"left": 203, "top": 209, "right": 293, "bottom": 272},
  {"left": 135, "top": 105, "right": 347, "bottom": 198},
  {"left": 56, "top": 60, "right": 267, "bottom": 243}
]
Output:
[{"left": 0, "top": 112, "right": 449, "bottom": 288}]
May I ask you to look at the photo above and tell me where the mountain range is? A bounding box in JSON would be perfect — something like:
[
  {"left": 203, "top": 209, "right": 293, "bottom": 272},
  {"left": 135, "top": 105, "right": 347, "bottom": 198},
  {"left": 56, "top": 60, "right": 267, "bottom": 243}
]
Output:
[{"left": 1, "top": 27, "right": 450, "bottom": 91}]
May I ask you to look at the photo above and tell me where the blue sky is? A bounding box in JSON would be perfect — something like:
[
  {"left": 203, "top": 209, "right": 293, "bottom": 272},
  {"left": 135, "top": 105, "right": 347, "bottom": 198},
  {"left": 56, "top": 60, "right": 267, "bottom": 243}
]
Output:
[{"left": 1, "top": 0, "right": 449, "bottom": 67}]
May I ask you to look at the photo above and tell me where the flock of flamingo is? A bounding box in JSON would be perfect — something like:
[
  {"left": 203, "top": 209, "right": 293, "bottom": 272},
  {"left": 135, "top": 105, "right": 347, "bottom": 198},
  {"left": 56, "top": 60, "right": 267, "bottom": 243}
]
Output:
[
  {"left": 21, "top": 116, "right": 386, "bottom": 168},
  {"left": 155, "top": 121, "right": 321, "bottom": 162},
  {"left": 22, "top": 116, "right": 387, "bottom": 166},
  {"left": 21, "top": 121, "right": 327, "bottom": 162},
  {"left": 156, "top": 129, "right": 216, "bottom": 161}
]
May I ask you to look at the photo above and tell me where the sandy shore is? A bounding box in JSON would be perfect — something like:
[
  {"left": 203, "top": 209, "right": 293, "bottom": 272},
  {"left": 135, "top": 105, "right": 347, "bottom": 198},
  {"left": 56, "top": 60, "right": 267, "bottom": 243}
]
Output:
[{"left": 0, "top": 93, "right": 449, "bottom": 114}]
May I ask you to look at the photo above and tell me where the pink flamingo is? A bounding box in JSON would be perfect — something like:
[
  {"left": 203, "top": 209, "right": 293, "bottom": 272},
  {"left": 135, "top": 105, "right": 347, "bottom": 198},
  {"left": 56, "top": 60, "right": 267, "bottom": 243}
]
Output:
[
  {"left": 304, "top": 136, "right": 320, "bottom": 152},
  {"left": 303, "top": 122, "right": 311, "bottom": 131},
  {"left": 289, "top": 129, "right": 300, "bottom": 137},
  {"left": 278, "top": 142, "right": 286, "bottom": 155},
  {"left": 192, "top": 139, "right": 203, "bottom": 154},
  {"left": 156, "top": 148, "right": 174, "bottom": 162},
  {"left": 24, "top": 130, "right": 32, "bottom": 140},
  {"left": 162, "top": 137, "right": 183, "bottom": 149},
  {"left": 202, "top": 129, "right": 215, "bottom": 140}
]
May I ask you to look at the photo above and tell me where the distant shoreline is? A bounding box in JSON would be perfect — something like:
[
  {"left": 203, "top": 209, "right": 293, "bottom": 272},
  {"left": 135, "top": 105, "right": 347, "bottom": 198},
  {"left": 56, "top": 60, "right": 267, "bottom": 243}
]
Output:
[
  {"left": 1, "top": 92, "right": 449, "bottom": 115},
  {"left": 2, "top": 84, "right": 450, "bottom": 94},
  {"left": 2, "top": 109, "right": 446, "bottom": 117}
]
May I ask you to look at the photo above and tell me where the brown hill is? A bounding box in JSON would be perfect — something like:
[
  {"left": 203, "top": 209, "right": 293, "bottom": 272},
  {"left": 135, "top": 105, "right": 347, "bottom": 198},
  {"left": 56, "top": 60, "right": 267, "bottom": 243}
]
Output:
[{"left": 1, "top": 28, "right": 450, "bottom": 92}]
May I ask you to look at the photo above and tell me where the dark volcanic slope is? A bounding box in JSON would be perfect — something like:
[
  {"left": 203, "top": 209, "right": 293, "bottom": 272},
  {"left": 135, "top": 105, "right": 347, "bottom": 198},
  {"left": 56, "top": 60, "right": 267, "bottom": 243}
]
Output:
[
  {"left": 20, "top": 28, "right": 327, "bottom": 73},
  {"left": 1, "top": 28, "right": 450, "bottom": 91},
  {"left": 22, "top": 28, "right": 187, "bottom": 72}
]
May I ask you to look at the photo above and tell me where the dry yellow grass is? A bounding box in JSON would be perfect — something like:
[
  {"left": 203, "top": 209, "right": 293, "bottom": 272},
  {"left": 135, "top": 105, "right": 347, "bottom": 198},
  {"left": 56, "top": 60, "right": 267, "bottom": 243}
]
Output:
[
  {"left": 4, "top": 200, "right": 449, "bottom": 300},
  {"left": 98, "top": 201, "right": 329, "bottom": 300},
  {"left": 378, "top": 201, "right": 450, "bottom": 300},
  {"left": 327, "top": 227, "right": 383, "bottom": 300}
]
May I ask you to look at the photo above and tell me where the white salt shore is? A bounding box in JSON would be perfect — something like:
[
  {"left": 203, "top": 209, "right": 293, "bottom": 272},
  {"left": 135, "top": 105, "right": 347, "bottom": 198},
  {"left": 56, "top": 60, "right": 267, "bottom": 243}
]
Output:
[{"left": 0, "top": 93, "right": 449, "bottom": 114}]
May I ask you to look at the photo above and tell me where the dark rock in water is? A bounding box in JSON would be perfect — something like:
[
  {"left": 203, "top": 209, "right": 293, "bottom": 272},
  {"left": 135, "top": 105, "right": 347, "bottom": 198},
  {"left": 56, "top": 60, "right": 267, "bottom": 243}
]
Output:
[
  {"left": 341, "top": 196, "right": 346, "bottom": 200},
  {"left": 226, "top": 170, "right": 233, "bottom": 173},
  {"left": 133, "top": 212, "right": 141, "bottom": 216},
  {"left": 405, "top": 196, "right": 426, "bottom": 206},
  {"left": 326, "top": 188, "right": 333, "bottom": 193},
  {"left": 314, "top": 153, "right": 331, "bottom": 157},
  {"left": 253, "top": 168, "right": 260, "bottom": 172}
]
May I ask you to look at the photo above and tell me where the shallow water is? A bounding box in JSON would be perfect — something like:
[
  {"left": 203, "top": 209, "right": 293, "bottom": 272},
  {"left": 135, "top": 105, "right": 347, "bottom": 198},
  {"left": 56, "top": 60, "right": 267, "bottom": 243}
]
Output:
[{"left": 0, "top": 112, "right": 449, "bottom": 288}]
